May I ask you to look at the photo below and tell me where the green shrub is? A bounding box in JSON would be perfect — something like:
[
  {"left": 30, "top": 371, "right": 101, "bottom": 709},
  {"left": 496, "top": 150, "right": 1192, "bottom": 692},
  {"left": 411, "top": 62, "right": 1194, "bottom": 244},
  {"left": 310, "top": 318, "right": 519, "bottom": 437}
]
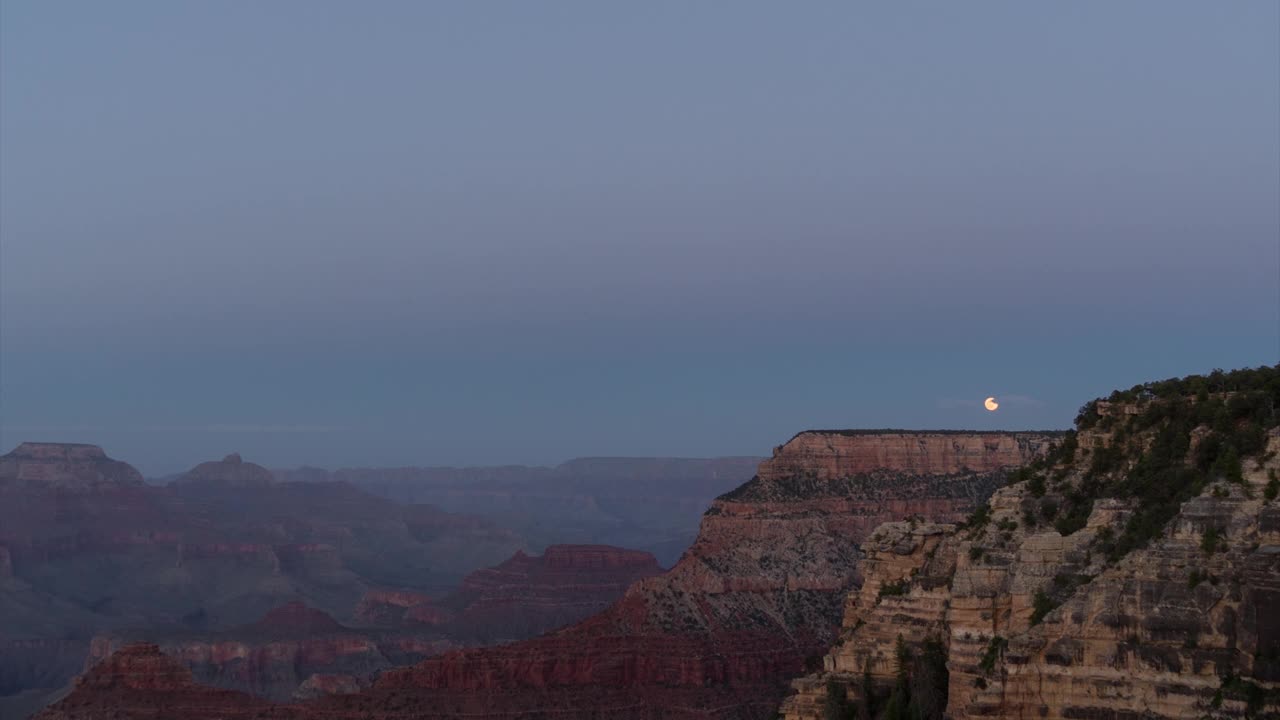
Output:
[
  {"left": 1029, "top": 590, "right": 1057, "bottom": 625},
  {"left": 1201, "top": 526, "right": 1223, "bottom": 554},
  {"left": 1059, "top": 367, "right": 1277, "bottom": 564},
  {"left": 963, "top": 504, "right": 991, "bottom": 532},
  {"left": 979, "top": 636, "right": 1007, "bottom": 675},
  {"left": 879, "top": 579, "right": 909, "bottom": 598},
  {"left": 1054, "top": 503, "right": 1090, "bottom": 536},
  {"left": 1027, "top": 473, "right": 1046, "bottom": 498}
]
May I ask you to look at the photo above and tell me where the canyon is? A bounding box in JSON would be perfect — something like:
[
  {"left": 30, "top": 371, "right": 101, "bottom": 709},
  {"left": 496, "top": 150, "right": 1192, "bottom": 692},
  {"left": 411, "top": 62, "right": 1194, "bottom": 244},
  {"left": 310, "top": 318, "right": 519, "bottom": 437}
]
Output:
[
  {"left": 32, "top": 430, "right": 1056, "bottom": 718},
  {"left": 26, "top": 366, "right": 1280, "bottom": 719},
  {"left": 275, "top": 456, "right": 763, "bottom": 567},
  {"left": 80, "top": 543, "right": 662, "bottom": 703},
  {"left": 2, "top": 446, "right": 651, "bottom": 717}
]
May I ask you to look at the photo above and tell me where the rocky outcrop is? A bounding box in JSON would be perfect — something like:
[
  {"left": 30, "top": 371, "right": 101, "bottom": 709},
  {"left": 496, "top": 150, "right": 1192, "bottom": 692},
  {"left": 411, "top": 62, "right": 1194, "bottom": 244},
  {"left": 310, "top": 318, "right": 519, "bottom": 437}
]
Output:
[
  {"left": 33, "top": 643, "right": 285, "bottom": 720},
  {"left": 782, "top": 521, "right": 960, "bottom": 719},
  {"left": 174, "top": 452, "right": 274, "bottom": 488},
  {"left": 758, "top": 431, "right": 1053, "bottom": 482},
  {"left": 783, "top": 370, "right": 1280, "bottom": 720},
  {"left": 950, "top": 450, "right": 1280, "bottom": 720},
  {"left": 0, "top": 442, "right": 144, "bottom": 490},
  {"left": 294, "top": 672, "right": 361, "bottom": 700},
  {"left": 84, "top": 603, "right": 393, "bottom": 702},
  {"left": 353, "top": 589, "right": 438, "bottom": 626},
  {"left": 447, "top": 544, "right": 663, "bottom": 641}
]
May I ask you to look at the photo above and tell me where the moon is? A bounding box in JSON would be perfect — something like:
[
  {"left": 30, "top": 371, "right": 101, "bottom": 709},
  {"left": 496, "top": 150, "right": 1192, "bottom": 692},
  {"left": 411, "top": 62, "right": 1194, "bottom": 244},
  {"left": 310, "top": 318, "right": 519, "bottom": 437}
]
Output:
[{"left": 984, "top": 397, "right": 999, "bottom": 412}]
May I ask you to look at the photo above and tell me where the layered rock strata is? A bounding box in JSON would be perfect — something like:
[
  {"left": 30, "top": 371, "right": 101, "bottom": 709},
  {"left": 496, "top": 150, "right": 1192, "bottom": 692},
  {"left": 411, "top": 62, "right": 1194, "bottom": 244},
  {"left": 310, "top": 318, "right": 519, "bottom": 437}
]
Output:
[
  {"left": 783, "top": 383, "right": 1280, "bottom": 720},
  {"left": 445, "top": 544, "right": 663, "bottom": 641}
]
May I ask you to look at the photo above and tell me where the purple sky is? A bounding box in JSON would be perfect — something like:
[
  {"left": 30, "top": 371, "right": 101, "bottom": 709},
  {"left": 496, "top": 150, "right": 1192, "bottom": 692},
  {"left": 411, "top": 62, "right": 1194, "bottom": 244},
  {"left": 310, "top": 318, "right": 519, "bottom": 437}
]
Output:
[{"left": 2, "top": 2, "right": 1277, "bottom": 474}]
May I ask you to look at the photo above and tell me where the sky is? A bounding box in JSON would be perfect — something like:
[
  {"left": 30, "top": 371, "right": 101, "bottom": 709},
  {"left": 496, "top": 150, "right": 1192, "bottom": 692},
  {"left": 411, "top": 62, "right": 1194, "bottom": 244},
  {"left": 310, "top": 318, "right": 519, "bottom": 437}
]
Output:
[{"left": 2, "top": 2, "right": 1277, "bottom": 475}]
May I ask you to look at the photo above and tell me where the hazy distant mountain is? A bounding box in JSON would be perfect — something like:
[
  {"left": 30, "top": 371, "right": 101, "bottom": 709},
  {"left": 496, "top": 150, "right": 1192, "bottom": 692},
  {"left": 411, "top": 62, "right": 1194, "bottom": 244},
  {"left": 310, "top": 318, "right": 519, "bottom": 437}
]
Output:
[
  {"left": 0, "top": 446, "right": 524, "bottom": 717},
  {"left": 274, "top": 457, "right": 764, "bottom": 568}
]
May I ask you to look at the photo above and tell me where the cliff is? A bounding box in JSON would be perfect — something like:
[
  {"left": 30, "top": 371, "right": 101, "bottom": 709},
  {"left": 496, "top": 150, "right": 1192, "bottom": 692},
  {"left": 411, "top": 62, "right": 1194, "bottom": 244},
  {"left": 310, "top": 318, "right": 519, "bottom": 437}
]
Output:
[
  {"left": 757, "top": 431, "right": 1052, "bottom": 481},
  {"left": 31, "top": 643, "right": 286, "bottom": 720},
  {"left": 782, "top": 366, "right": 1280, "bottom": 720},
  {"left": 445, "top": 544, "right": 663, "bottom": 641}
]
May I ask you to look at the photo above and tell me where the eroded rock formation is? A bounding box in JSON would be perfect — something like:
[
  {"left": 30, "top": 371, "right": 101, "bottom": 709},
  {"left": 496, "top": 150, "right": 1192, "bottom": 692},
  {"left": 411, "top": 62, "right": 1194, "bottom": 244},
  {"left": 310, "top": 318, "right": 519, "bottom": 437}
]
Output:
[
  {"left": 783, "top": 371, "right": 1280, "bottom": 720},
  {"left": 174, "top": 452, "right": 274, "bottom": 488},
  {"left": 32, "top": 643, "right": 284, "bottom": 720},
  {"left": 445, "top": 544, "right": 663, "bottom": 641},
  {"left": 0, "top": 442, "right": 144, "bottom": 490}
]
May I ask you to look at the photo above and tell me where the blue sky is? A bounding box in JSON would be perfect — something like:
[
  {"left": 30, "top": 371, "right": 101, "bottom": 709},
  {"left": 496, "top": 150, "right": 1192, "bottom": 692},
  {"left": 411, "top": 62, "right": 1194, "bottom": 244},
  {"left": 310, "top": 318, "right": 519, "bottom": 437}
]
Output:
[{"left": 2, "top": 2, "right": 1277, "bottom": 474}]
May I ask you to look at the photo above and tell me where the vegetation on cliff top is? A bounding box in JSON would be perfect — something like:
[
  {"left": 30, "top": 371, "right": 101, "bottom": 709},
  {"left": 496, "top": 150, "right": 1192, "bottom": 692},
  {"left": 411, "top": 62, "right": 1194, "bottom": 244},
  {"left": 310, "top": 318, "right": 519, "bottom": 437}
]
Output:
[{"left": 1010, "top": 365, "right": 1278, "bottom": 565}]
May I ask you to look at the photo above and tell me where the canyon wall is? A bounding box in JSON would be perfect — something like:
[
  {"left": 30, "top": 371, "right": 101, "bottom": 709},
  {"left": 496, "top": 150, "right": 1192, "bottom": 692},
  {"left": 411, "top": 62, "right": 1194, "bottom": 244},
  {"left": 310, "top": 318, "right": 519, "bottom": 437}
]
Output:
[
  {"left": 443, "top": 544, "right": 664, "bottom": 642},
  {"left": 783, "top": 382, "right": 1280, "bottom": 720}
]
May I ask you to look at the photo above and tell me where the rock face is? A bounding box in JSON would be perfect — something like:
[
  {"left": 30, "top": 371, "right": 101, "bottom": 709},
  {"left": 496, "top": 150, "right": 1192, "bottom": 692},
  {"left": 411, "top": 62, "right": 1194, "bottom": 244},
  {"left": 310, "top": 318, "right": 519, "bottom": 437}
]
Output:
[
  {"left": 783, "top": 370, "right": 1280, "bottom": 720},
  {"left": 294, "top": 672, "right": 361, "bottom": 700},
  {"left": 32, "top": 643, "right": 282, "bottom": 720},
  {"left": 353, "top": 589, "right": 438, "bottom": 626},
  {"left": 446, "top": 544, "right": 663, "bottom": 641},
  {"left": 82, "top": 603, "right": 394, "bottom": 702},
  {"left": 757, "top": 431, "right": 1051, "bottom": 482}
]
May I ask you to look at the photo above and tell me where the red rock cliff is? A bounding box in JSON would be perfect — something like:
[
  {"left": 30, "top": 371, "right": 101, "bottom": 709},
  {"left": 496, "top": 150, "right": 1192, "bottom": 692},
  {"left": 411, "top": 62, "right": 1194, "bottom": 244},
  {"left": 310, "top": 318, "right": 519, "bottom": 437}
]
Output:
[
  {"left": 447, "top": 544, "right": 663, "bottom": 641},
  {"left": 758, "top": 431, "right": 1051, "bottom": 481}
]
